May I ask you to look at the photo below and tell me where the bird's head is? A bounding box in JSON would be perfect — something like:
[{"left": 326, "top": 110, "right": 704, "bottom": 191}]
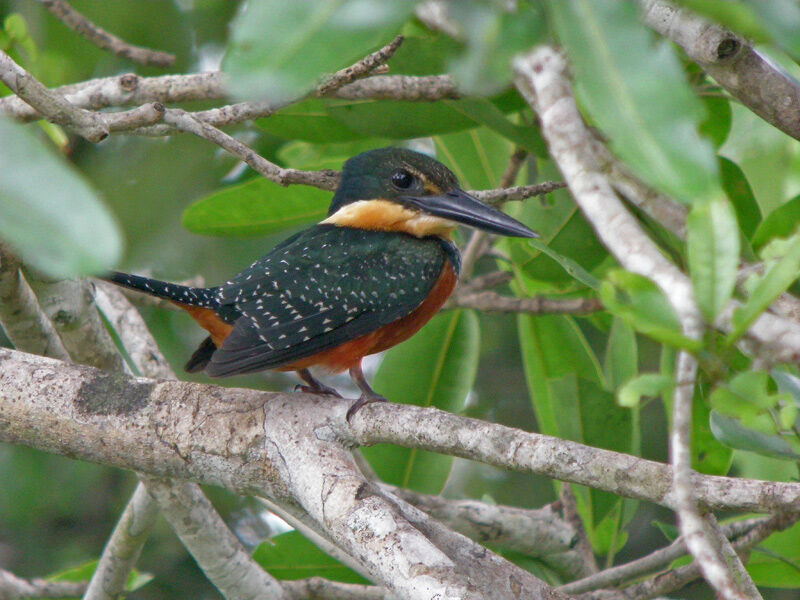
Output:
[{"left": 324, "top": 147, "right": 537, "bottom": 239}]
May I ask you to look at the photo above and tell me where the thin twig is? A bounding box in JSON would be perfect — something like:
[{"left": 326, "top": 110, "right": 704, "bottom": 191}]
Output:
[
  {"left": 317, "top": 35, "right": 404, "bottom": 96},
  {"left": 580, "top": 512, "right": 799, "bottom": 600},
  {"left": 446, "top": 290, "right": 602, "bottom": 314},
  {"left": 0, "top": 569, "right": 87, "bottom": 600},
  {"left": 38, "top": 0, "right": 174, "bottom": 67},
  {"left": 561, "top": 517, "right": 767, "bottom": 594},
  {"left": 474, "top": 180, "right": 567, "bottom": 206},
  {"left": 0, "top": 49, "right": 108, "bottom": 142}
]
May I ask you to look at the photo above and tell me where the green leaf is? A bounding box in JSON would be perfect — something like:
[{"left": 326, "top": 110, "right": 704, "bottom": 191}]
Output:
[
  {"left": 599, "top": 270, "right": 702, "bottom": 352},
  {"left": 751, "top": 194, "right": 800, "bottom": 250},
  {"left": 604, "top": 318, "right": 638, "bottom": 392},
  {"left": 686, "top": 198, "right": 740, "bottom": 322},
  {"left": 446, "top": 99, "right": 546, "bottom": 156},
  {"left": 253, "top": 531, "right": 368, "bottom": 583},
  {"left": 434, "top": 126, "right": 512, "bottom": 190},
  {"left": 447, "top": 0, "right": 546, "bottom": 96},
  {"left": 507, "top": 159, "right": 608, "bottom": 289},
  {"left": 182, "top": 177, "right": 331, "bottom": 237},
  {"left": 726, "top": 231, "right": 800, "bottom": 345},
  {"left": 741, "top": 0, "right": 800, "bottom": 61},
  {"left": 224, "top": 0, "right": 413, "bottom": 102},
  {"left": 691, "top": 391, "right": 734, "bottom": 475},
  {"left": 361, "top": 310, "right": 480, "bottom": 494},
  {"left": 710, "top": 411, "right": 800, "bottom": 461},
  {"left": 748, "top": 520, "right": 800, "bottom": 588},
  {"left": 719, "top": 157, "right": 760, "bottom": 239},
  {"left": 699, "top": 96, "right": 732, "bottom": 149},
  {"left": 0, "top": 118, "right": 122, "bottom": 277},
  {"left": 550, "top": 0, "right": 721, "bottom": 204},
  {"left": 47, "top": 560, "right": 153, "bottom": 592},
  {"left": 618, "top": 374, "right": 672, "bottom": 408},
  {"left": 327, "top": 99, "right": 476, "bottom": 140},
  {"left": 256, "top": 99, "right": 363, "bottom": 143}
]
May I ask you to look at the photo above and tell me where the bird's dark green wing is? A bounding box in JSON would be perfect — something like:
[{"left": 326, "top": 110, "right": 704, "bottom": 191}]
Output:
[{"left": 205, "top": 225, "right": 452, "bottom": 376}]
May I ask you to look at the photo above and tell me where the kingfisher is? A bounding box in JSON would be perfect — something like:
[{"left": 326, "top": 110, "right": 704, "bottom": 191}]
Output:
[{"left": 107, "top": 147, "right": 536, "bottom": 419}]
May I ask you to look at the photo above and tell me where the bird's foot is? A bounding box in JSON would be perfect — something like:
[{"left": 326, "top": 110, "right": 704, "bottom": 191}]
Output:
[
  {"left": 346, "top": 392, "right": 387, "bottom": 422},
  {"left": 294, "top": 383, "right": 343, "bottom": 398}
]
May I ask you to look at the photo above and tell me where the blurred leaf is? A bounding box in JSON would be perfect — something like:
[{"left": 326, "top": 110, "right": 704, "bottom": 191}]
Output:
[
  {"left": 726, "top": 231, "right": 800, "bottom": 345},
  {"left": 751, "top": 194, "right": 800, "bottom": 250},
  {"left": 0, "top": 118, "right": 122, "bottom": 277},
  {"left": 719, "top": 157, "right": 760, "bottom": 239},
  {"left": 605, "top": 318, "right": 638, "bottom": 392},
  {"left": 773, "top": 370, "right": 800, "bottom": 407},
  {"left": 710, "top": 411, "right": 800, "bottom": 460},
  {"left": 618, "top": 374, "right": 672, "bottom": 408},
  {"left": 182, "top": 178, "right": 330, "bottom": 237},
  {"left": 224, "top": 0, "right": 413, "bottom": 102},
  {"left": 256, "top": 99, "right": 363, "bottom": 143},
  {"left": 434, "top": 126, "right": 512, "bottom": 190},
  {"left": 48, "top": 560, "right": 153, "bottom": 591},
  {"left": 686, "top": 198, "right": 740, "bottom": 322},
  {"left": 278, "top": 139, "right": 390, "bottom": 170},
  {"left": 672, "top": 0, "right": 769, "bottom": 42},
  {"left": 386, "top": 33, "right": 462, "bottom": 74},
  {"left": 362, "top": 310, "right": 480, "bottom": 494},
  {"left": 253, "top": 531, "right": 368, "bottom": 583},
  {"left": 447, "top": 0, "right": 546, "bottom": 95},
  {"left": 748, "top": 520, "right": 800, "bottom": 588},
  {"left": 699, "top": 96, "right": 732, "bottom": 149},
  {"left": 741, "top": 0, "right": 800, "bottom": 61},
  {"left": 692, "top": 388, "right": 734, "bottom": 475},
  {"left": 551, "top": 0, "right": 721, "bottom": 204},
  {"left": 599, "top": 270, "right": 702, "bottom": 352}
]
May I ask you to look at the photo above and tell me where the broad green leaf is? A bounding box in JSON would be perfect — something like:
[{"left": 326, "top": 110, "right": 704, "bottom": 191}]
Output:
[
  {"left": 446, "top": 99, "right": 546, "bottom": 156},
  {"left": 691, "top": 390, "right": 734, "bottom": 475},
  {"left": 361, "top": 310, "right": 480, "bottom": 494},
  {"left": 507, "top": 159, "right": 607, "bottom": 288},
  {"left": 434, "top": 126, "right": 512, "bottom": 190},
  {"left": 527, "top": 238, "right": 601, "bottom": 290},
  {"left": 278, "top": 139, "right": 391, "bottom": 170},
  {"left": 599, "top": 270, "right": 702, "bottom": 352},
  {"left": 719, "top": 157, "right": 760, "bottom": 239},
  {"left": 604, "top": 318, "right": 638, "bottom": 392},
  {"left": 224, "top": 1, "right": 413, "bottom": 102},
  {"left": 618, "top": 374, "right": 672, "bottom": 408},
  {"left": 686, "top": 198, "right": 740, "bottom": 322},
  {"left": 699, "top": 96, "right": 732, "bottom": 149},
  {"left": 518, "top": 313, "right": 632, "bottom": 551},
  {"left": 727, "top": 231, "right": 800, "bottom": 345},
  {"left": 447, "top": 0, "right": 546, "bottom": 96},
  {"left": 710, "top": 411, "right": 800, "bottom": 461},
  {"left": 48, "top": 560, "right": 153, "bottom": 591},
  {"left": 748, "top": 520, "right": 800, "bottom": 588},
  {"left": 182, "top": 178, "right": 330, "bottom": 237},
  {"left": 751, "top": 194, "right": 800, "bottom": 249},
  {"left": 253, "top": 531, "right": 368, "bottom": 583},
  {"left": 550, "top": 0, "right": 721, "bottom": 204},
  {"left": 0, "top": 118, "right": 122, "bottom": 277},
  {"left": 256, "top": 99, "right": 362, "bottom": 143}
]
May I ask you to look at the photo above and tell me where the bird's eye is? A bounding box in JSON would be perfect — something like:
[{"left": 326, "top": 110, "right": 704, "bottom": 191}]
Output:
[{"left": 391, "top": 169, "right": 414, "bottom": 190}]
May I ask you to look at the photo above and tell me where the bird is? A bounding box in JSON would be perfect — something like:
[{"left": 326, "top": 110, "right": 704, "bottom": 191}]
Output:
[{"left": 106, "top": 147, "right": 537, "bottom": 419}]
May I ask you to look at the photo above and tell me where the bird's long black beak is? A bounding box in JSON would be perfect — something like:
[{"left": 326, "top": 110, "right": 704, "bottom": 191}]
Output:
[{"left": 402, "top": 188, "right": 538, "bottom": 238}]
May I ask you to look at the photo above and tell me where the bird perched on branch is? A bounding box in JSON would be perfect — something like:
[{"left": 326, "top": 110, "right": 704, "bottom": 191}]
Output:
[{"left": 107, "top": 147, "right": 537, "bottom": 419}]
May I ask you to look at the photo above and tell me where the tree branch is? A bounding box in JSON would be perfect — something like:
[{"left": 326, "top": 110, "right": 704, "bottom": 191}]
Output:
[
  {"left": 38, "top": 0, "right": 175, "bottom": 67},
  {"left": 0, "top": 569, "right": 87, "bottom": 600},
  {"left": 639, "top": 0, "right": 800, "bottom": 143},
  {"left": 446, "top": 291, "right": 602, "bottom": 314}
]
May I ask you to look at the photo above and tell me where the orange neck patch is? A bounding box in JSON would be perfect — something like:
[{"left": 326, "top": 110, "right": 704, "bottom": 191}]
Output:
[{"left": 322, "top": 199, "right": 455, "bottom": 238}]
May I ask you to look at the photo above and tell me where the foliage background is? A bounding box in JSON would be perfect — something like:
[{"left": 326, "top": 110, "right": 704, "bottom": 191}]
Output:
[{"left": 1, "top": 1, "right": 800, "bottom": 598}]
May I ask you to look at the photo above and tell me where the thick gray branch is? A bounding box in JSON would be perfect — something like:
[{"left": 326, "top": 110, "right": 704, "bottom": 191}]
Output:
[{"left": 640, "top": 0, "right": 800, "bottom": 143}]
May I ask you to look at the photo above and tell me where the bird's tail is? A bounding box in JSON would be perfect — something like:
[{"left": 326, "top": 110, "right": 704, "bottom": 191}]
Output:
[{"left": 104, "top": 271, "right": 219, "bottom": 308}]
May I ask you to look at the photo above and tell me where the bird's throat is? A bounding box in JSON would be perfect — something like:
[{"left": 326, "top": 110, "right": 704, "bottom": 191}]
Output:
[{"left": 322, "top": 199, "right": 456, "bottom": 238}]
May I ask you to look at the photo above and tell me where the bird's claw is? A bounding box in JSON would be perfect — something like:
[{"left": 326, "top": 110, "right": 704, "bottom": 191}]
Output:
[
  {"left": 346, "top": 393, "right": 387, "bottom": 422},
  {"left": 294, "top": 383, "right": 342, "bottom": 398}
]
